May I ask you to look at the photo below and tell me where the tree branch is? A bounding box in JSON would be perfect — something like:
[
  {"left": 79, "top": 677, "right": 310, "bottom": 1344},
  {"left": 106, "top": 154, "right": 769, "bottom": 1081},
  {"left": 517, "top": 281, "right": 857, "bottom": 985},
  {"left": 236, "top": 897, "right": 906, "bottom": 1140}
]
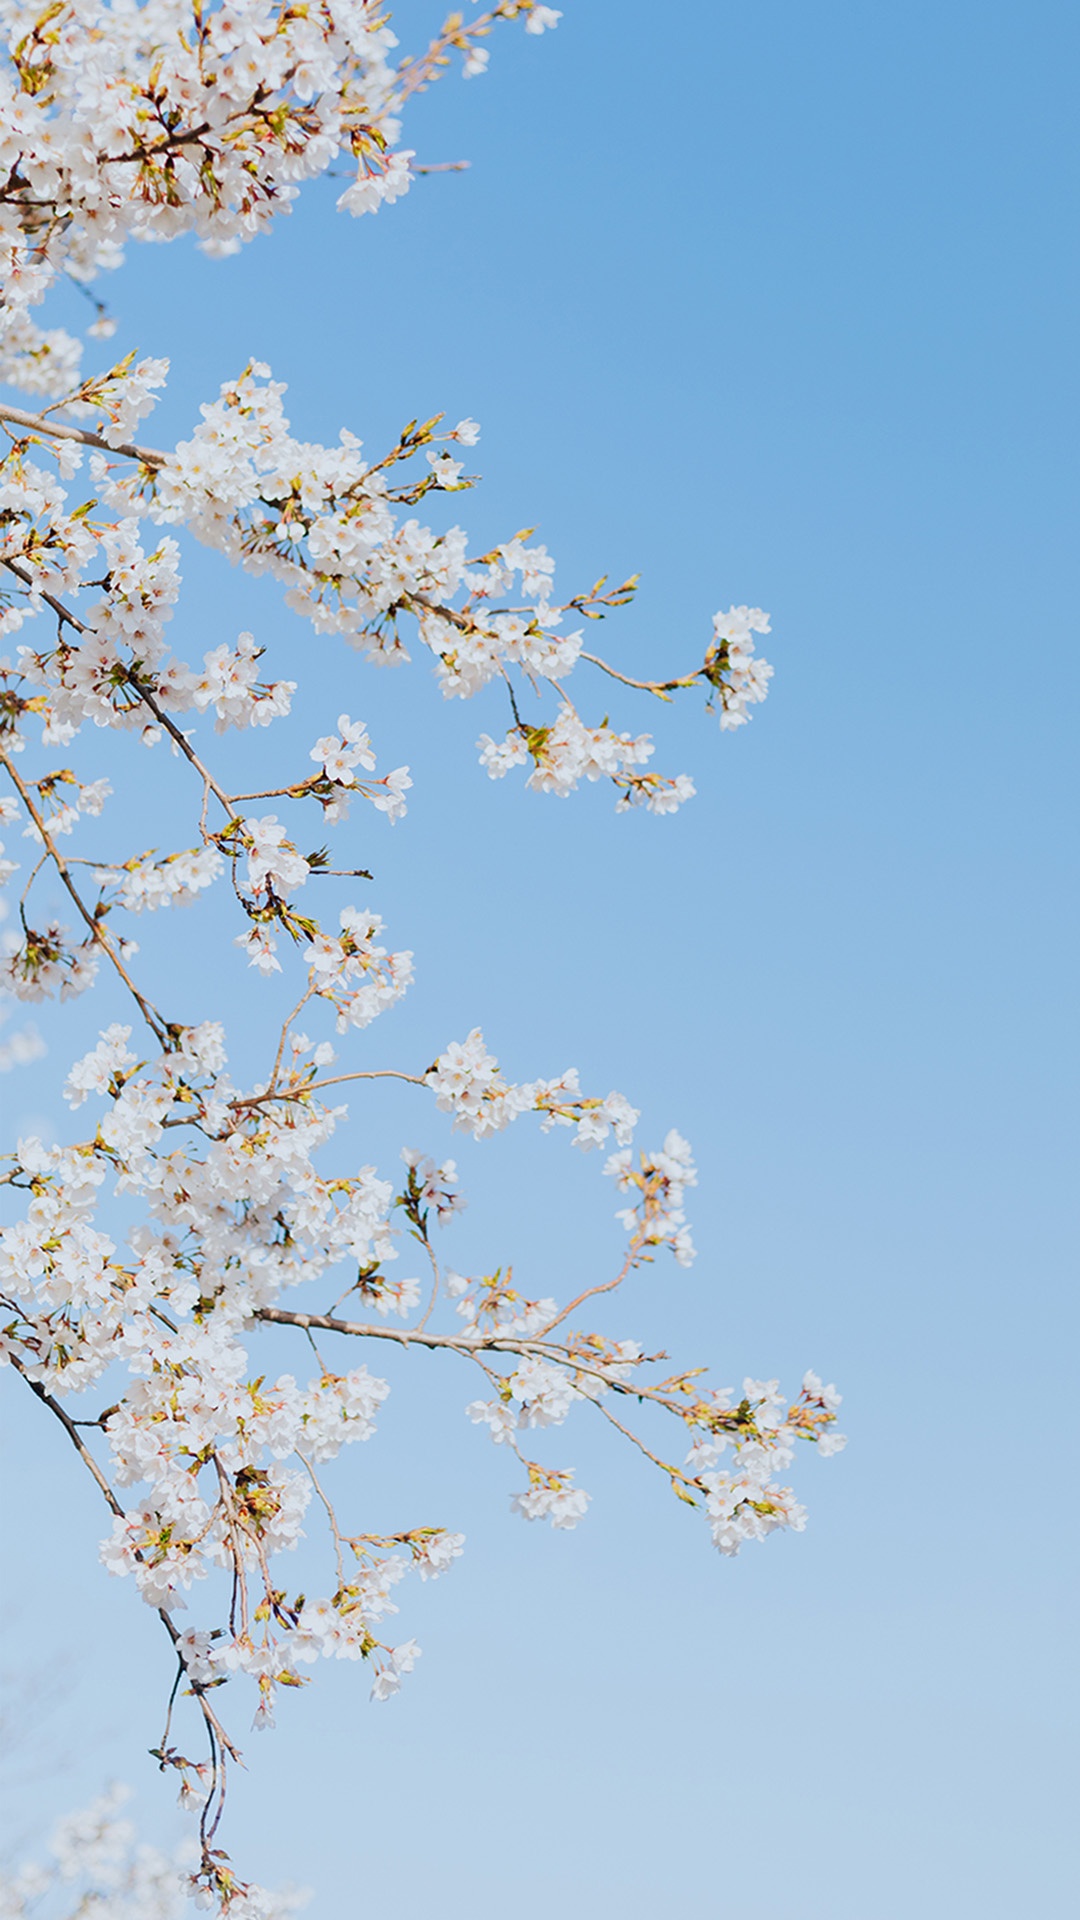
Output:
[
  {"left": 0, "top": 401, "right": 166, "bottom": 467},
  {"left": 0, "top": 744, "right": 169, "bottom": 1045},
  {"left": 8, "top": 1352, "right": 241, "bottom": 1763}
]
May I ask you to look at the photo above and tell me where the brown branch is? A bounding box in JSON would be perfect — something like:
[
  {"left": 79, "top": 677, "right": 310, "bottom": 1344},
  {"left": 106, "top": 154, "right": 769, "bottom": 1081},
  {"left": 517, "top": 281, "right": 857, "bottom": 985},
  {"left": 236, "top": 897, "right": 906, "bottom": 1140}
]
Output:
[
  {"left": 8, "top": 1349, "right": 126, "bottom": 1517},
  {"left": 5, "top": 555, "right": 95, "bottom": 639},
  {"left": 580, "top": 650, "right": 703, "bottom": 698},
  {"left": 0, "top": 402, "right": 166, "bottom": 468},
  {"left": 127, "top": 674, "right": 239, "bottom": 822},
  {"left": 254, "top": 1310, "right": 652, "bottom": 1400},
  {"left": 253, "top": 1306, "right": 709, "bottom": 1417},
  {"left": 534, "top": 1238, "right": 642, "bottom": 1337},
  {"left": 230, "top": 1068, "right": 426, "bottom": 1110},
  {"left": 255, "top": 1305, "right": 507, "bottom": 1353},
  {"left": 2, "top": 560, "right": 237, "bottom": 825},
  {"left": 0, "top": 744, "right": 169, "bottom": 1044}
]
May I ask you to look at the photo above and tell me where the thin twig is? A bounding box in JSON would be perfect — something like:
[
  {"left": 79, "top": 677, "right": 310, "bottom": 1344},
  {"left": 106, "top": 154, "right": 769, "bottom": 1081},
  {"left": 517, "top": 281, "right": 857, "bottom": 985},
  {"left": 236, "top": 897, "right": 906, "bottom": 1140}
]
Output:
[
  {"left": 231, "top": 1067, "right": 426, "bottom": 1110},
  {"left": 580, "top": 650, "right": 702, "bottom": 698},
  {"left": 9, "top": 1354, "right": 241, "bottom": 1763},
  {"left": 0, "top": 745, "right": 169, "bottom": 1044}
]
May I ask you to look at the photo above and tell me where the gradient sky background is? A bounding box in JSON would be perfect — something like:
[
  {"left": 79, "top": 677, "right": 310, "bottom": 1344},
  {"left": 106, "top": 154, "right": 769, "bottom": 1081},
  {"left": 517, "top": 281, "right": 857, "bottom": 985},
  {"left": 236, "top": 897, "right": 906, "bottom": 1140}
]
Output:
[{"left": 2, "top": 4, "right": 1078, "bottom": 1917}]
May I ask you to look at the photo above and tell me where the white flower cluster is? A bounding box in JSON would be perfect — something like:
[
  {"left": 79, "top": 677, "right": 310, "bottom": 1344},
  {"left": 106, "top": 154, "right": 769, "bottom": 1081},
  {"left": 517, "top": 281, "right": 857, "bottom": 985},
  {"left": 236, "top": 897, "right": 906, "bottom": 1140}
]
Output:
[
  {"left": 606, "top": 1127, "right": 699, "bottom": 1267},
  {"left": 0, "top": 349, "right": 770, "bottom": 817},
  {"left": 688, "top": 1373, "right": 847, "bottom": 1556},
  {"left": 181, "top": 632, "right": 295, "bottom": 733},
  {"left": 14, "top": 772, "right": 111, "bottom": 845},
  {"left": 0, "top": 888, "right": 839, "bottom": 1911},
  {"left": 478, "top": 704, "right": 697, "bottom": 813},
  {"left": 306, "top": 907, "right": 414, "bottom": 1029},
  {"left": 0, "top": 0, "right": 556, "bottom": 395},
  {"left": 128, "top": 363, "right": 670, "bottom": 802},
  {"left": 309, "top": 713, "right": 412, "bottom": 824},
  {"left": 711, "top": 606, "right": 774, "bottom": 729},
  {"left": 2, "top": 920, "right": 99, "bottom": 1002},
  {"left": 511, "top": 1471, "right": 590, "bottom": 1529},
  {"left": 426, "top": 1027, "right": 639, "bottom": 1146},
  {"left": 0, "top": 1039, "right": 475, "bottom": 1732},
  {"left": 64, "top": 1020, "right": 137, "bottom": 1107},
  {"left": 242, "top": 816, "right": 310, "bottom": 898},
  {"left": 399, "top": 1147, "right": 466, "bottom": 1227},
  {"left": 311, "top": 712, "right": 375, "bottom": 784},
  {"left": 96, "top": 847, "right": 224, "bottom": 914}
]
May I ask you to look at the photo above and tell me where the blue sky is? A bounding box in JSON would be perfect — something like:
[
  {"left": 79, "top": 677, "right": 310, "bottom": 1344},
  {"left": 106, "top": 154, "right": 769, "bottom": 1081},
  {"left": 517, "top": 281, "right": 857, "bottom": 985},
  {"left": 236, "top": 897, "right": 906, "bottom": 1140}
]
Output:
[{"left": 2, "top": 4, "right": 1077, "bottom": 1916}]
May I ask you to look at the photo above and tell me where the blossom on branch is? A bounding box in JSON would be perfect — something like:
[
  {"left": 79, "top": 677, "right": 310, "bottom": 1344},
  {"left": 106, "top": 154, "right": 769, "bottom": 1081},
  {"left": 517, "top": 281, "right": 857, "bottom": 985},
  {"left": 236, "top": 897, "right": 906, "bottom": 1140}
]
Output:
[{"left": 0, "top": 8, "right": 835, "bottom": 1914}]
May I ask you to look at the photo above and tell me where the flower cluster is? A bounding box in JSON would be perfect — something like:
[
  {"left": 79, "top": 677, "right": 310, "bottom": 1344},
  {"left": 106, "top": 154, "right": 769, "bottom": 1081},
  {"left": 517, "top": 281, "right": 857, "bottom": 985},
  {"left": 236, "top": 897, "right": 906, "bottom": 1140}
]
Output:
[
  {"left": 0, "top": 372, "right": 765, "bottom": 826},
  {"left": 3, "top": 920, "right": 99, "bottom": 1002},
  {"left": 709, "top": 606, "right": 774, "bottom": 729},
  {"left": 606, "top": 1128, "right": 699, "bottom": 1268},
  {"left": 0, "top": 1, "right": 561, "bottom": 400},
  {"left": 96, "top": 847, "right": 224, "bottom": 915},
  {"left": 426, "top": 1027, "right": 639, "bottom": 1147},
  {"left": 309, "top": 713, "right": 411, "bottom": 824},
  {"left": 686, "top": 1372, "right": 847, "bottom": 1555}
]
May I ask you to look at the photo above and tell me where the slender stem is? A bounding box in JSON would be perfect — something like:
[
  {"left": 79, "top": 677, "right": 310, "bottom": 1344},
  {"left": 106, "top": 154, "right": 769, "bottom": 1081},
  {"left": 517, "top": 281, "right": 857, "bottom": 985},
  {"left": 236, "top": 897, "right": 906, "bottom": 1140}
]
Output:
[
  {"left": 213, "top": 1456, "right": 249, "bottom": 1640},
  {"left": 535, "top": 1240, "right": 641, "bottom": 1337},
  {"left": 306, "top": 1068, "right": 426, "bottom": 1095},
  {"left": 157, "top": 1657, "right": 185, "bottom": 1758},
  {"left": 5, "top": 555, "right": 96, "bottom": 639},
  {"left": 231, "top": 1067, "right": 426, "bottom": 1110},
  {"left": 296, "top": 1451, "right": 346, "bottom": 1591},
  {"left": 412, "top": 1234, "right": 442, "bottom": 1336},
  {"left": 127, "top": 674, "right": 239, "bottom": 822},
  {"left": 266, "top": 988, "right": 315, "bottom": 1094},
  {"left": 580, "top": 650, "right": 702, "bottom": 697},
  {"left": 0, "top": 746, "right": 168, "bottom": 1044},
  {"left": 9, "top": 1351, "right": 125, "bottom": 1516},
  {"left": 9, "top": 1354, "right": 241, "bottom": 1762},
  {"left": 228, "top": 780, "right": 321, "bottom": 804},
  {"left": 591, "top": 1395, "right": 693, "bottom": 1488},
  {"left": 2, "top": 561, "right": 237, "bottom": 828}
]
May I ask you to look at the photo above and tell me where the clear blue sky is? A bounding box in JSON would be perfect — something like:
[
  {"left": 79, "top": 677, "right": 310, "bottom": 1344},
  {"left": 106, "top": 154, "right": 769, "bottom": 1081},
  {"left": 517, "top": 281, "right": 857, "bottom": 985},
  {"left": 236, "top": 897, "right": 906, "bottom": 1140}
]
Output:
[{"left": 2, "top": 5, "right": 1077, "bottom": 1916}]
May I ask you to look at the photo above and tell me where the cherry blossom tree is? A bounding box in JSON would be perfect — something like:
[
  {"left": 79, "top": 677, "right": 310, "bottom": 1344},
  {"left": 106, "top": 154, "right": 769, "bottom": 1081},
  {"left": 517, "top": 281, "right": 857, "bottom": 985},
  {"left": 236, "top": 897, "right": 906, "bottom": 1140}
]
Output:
[{"left": 0, "top": 6, "right": 845, "bottom": 1913}]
